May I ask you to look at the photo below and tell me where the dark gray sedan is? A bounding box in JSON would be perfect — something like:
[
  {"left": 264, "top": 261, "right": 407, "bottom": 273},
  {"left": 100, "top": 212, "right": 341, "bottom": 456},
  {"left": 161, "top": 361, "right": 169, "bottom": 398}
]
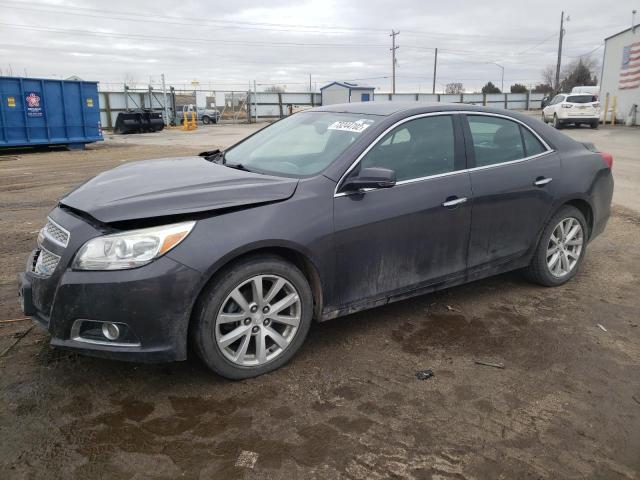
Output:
[{"left": 19, "top": 103, "right": 614, "bottom": 379}]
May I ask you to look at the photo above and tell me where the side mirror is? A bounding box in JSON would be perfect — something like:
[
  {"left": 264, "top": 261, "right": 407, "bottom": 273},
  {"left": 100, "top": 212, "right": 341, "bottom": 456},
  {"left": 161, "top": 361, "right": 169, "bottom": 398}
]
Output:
[{"left": 341, "top": 167, "right": 396, "bottom": 192}]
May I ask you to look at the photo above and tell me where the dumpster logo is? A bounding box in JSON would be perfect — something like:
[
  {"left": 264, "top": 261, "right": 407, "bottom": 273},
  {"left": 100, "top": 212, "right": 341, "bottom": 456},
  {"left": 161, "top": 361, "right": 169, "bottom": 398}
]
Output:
[{"left": 25, "top": 92, "right": 43, "bottom": 117}]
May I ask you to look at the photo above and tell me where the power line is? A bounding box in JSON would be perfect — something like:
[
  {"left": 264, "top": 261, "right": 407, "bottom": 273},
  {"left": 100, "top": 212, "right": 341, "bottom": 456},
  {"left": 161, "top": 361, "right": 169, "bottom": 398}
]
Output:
[
  {"left": 0, "top": 0, "right": 566, "bottom": 44},
  {"left": 564, "top": 43, "right": 604, "bottom": 58},
  {"left": 0, "top": 23, "right": 391, "bottom": 48}
]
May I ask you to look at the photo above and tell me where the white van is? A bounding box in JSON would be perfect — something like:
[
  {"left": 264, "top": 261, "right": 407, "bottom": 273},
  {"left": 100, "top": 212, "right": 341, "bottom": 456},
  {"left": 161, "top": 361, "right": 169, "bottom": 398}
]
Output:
[{"left": 571, "top": 86, "right": 600, "bottom": 96}]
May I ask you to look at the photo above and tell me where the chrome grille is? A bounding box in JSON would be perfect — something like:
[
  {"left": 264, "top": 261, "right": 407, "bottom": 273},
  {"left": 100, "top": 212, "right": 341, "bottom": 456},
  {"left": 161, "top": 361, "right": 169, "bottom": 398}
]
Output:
[
  {"left": 42, "top": 218, "right": 70, "bottom": 248},
  {"left": 33, "top": 248, "right": 61, "bottom": 277}
]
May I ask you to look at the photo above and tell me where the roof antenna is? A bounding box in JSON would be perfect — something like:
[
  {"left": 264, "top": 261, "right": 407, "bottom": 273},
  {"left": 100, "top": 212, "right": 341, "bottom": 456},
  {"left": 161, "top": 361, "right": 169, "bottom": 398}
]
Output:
[{"left": 633, "top": 10, "right": 637, "bottom": 32}]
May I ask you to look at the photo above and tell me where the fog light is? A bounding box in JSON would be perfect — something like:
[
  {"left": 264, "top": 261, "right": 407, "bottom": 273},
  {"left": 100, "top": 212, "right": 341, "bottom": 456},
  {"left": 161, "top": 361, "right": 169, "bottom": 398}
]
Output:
[{"left": 102, "top": 322, "right": 120, "bottom": 341}]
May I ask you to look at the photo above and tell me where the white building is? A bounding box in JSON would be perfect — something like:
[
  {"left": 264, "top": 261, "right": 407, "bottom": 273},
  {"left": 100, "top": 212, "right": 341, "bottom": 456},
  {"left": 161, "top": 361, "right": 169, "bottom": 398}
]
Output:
[
  {"left": 320, "top": 82, "right": 375, "bottom": 105},
  {"left": 600, "top": 26, "right": 640, "bottom": 125}
]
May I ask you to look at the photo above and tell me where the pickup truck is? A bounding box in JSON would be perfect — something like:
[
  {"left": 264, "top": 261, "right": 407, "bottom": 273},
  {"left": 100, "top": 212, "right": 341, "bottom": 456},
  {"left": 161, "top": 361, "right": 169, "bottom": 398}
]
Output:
[{"left": 173, "top": 104, "right": 220, "bottom": 125}]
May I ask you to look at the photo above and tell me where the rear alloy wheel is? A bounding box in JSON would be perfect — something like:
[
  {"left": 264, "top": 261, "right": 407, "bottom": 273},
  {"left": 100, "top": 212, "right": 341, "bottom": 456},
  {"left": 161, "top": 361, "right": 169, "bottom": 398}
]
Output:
[
  {"left": 546, "top": 217, "right": 584, "bottom": 278},
  {"left": 524, "top": 206, "right": 587, "bottom": 286},
  {"left": 193, "top": 256, "right": 313, "bottom": 379},
  {"left": 553, "top": 114, "right": 562, "bottom": 129}
]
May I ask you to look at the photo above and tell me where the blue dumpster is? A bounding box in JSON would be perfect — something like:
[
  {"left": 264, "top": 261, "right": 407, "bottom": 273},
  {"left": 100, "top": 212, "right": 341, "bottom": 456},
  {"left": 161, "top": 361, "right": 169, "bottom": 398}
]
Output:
[{"left": 0, "top": 76, "right": 102, "bottom": 149}]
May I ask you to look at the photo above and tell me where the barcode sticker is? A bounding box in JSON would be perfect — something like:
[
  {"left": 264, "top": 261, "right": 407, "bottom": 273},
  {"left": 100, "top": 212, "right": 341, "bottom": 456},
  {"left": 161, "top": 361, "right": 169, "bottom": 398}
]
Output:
[{"left": 327, "top": 119, "right": 373, "bottom": 133}]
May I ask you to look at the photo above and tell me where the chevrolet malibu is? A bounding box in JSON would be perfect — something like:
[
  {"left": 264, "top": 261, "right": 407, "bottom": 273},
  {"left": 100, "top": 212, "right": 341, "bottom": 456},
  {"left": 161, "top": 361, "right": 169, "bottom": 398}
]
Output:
[{"left": 19, "top": 103, "right": 614, "bottom": 379}]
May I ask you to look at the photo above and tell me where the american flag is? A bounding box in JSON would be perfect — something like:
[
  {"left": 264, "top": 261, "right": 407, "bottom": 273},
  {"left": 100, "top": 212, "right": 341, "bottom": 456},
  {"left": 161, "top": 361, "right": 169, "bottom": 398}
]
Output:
[{"left": 619, "top": 41, "right": 640, "bottom": 90}]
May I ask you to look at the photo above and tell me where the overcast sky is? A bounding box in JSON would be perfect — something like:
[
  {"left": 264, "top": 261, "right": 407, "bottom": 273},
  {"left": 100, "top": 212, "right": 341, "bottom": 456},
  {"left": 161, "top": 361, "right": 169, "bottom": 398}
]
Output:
[{"left": 0, "top": 0, "right": 636, "bottom": 93}]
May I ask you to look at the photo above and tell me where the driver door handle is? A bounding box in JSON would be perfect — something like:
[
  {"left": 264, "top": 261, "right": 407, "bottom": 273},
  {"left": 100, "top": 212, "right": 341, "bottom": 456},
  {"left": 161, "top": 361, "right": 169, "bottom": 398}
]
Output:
[
  {"left": 534, "top": 177, "right": 553, "bottom": 187},
  {"left": 442, "top": 196, "right": 467, "bottom": 208}
]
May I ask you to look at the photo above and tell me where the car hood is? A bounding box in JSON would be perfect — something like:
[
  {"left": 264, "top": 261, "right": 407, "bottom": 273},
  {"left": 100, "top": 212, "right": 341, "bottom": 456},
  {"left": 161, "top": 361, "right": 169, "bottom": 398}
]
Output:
[{"left": 60, "top": 156, "right": 299, "bottom": 223}]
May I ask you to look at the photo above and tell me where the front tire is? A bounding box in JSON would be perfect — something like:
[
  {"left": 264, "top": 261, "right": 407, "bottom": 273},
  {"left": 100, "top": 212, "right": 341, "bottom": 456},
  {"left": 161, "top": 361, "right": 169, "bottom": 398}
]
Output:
[
  {"left": 524, "top": 206, "right": 588, "bottom": 287},
  {"left": 192, "top": 255, "right": 313, "bottom": 379}
]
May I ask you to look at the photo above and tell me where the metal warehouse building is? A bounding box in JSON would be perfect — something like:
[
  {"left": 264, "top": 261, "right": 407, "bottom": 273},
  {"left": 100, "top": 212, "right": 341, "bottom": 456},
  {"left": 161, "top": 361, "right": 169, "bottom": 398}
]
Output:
[
  {"left": 320, "top": 82, "right": 375, "bottom": 105},
  {"left": 600, "top": 26, "right": 640, "bottom": 125}
]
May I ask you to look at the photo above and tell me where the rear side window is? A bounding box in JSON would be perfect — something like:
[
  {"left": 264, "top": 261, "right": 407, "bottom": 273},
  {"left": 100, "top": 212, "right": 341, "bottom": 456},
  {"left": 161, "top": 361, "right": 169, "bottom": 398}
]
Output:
[
  {"left": 521, "top": 127, "right": 547, "bottom": 157},
  {"left": 361, "top": 115, "right": 455, "bottom": 181},
  {"left": 567, "top": 95, "right": 597, "bottom": 103},
  {"left": 467, "top": 116, "right": 524, "bottom": 167}
]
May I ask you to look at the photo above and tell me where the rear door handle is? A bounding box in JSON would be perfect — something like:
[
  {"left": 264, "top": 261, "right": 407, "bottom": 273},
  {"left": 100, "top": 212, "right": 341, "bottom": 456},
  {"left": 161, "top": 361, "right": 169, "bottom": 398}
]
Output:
[
  {"left": 442, "top": 196, "right": 467, "bottom": 208},
  {"left": 534, "top": 177, "right": 553, "bottom": 187}
]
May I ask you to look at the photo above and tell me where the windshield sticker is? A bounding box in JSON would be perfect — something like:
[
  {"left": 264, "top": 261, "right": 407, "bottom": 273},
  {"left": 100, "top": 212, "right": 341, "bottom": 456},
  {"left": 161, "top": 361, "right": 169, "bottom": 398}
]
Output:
[{"left": 327, "top": 119, "right": 373, "bottom": 133}]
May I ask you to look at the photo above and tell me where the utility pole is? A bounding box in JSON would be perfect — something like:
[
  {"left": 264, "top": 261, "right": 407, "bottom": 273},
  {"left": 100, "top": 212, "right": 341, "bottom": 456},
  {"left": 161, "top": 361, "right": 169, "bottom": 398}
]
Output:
[
  {"left": 253, "top": 80, "right": 257, "bottom": 124},
  {"left": 554, "top": 11, "right": 566, "bottom": 93},
  {"left": 309, "top": 74, "right": 312, "bottom": 93},
  {"left": 161, "top": 73, "right": 169, "bottom": 126},
  {"left": 390, "top": 30, "right": 399, "bottom": 94},
  {"left": 432, "top": 47, "right": 438, "bottom": 94}
]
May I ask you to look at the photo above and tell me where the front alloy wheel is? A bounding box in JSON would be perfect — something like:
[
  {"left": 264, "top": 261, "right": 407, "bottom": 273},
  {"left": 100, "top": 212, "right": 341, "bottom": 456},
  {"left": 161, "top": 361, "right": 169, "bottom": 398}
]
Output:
[
  {"left": 193, "top": 255, "right": 313, "bottom": 379},
  {"left": 215, "top": 275, "right": 301, "bottom": 366}
]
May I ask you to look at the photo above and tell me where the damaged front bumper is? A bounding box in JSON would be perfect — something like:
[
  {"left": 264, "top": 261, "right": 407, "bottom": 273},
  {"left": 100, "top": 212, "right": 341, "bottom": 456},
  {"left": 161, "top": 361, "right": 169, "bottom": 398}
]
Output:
[{"left": 18, "top": 207, "right": 203, "bottom": 363}]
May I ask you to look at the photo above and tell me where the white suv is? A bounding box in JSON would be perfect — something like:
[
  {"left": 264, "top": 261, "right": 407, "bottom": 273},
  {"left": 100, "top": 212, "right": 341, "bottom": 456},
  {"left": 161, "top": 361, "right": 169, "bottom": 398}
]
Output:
[{"left": 542, "top": 94, "right": 600, "bottom": 129}]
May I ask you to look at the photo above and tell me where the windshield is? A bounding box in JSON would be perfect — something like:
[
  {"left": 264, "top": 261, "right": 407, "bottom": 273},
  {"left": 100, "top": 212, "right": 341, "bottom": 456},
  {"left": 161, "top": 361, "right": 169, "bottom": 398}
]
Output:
[
  {"left": 567, "top": 95, "right": 597, "bottom": 104},
  {"left": 224, "top": 112, "right": 379, "bottom": 177}
]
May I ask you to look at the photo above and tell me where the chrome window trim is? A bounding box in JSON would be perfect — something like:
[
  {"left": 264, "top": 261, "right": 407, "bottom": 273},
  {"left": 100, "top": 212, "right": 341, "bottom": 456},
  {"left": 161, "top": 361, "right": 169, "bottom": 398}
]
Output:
[
  {"left": 333, "top": 110, "right": 554, "bottom": 198},
  {"left": 43, "top": 216, "right": 71, "bottom": 248}
]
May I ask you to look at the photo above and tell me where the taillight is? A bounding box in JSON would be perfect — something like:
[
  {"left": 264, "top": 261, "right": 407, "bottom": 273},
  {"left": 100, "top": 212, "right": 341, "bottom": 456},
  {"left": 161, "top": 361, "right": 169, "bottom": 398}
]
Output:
[
  {"left": 600, "top": 152, "right": 613, "bottom": 169},
  {"left": 593, "top": 102, "right": 600, "bottom": 108}
]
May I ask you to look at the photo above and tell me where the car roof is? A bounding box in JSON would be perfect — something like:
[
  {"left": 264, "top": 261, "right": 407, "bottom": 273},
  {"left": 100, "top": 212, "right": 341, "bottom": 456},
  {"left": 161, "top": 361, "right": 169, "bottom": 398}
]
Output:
[{"left": 311, "top": 101, "right": 529, "bottom": 117}]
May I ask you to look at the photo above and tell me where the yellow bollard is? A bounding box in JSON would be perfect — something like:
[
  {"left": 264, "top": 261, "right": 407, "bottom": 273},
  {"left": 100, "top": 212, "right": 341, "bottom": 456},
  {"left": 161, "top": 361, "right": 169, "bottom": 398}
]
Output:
[
  {"left": 182, "top": 111, "right": 197, "bottom": 131},
  {"left": 603, "top": 93, "right": 609, "bottom": 125}
]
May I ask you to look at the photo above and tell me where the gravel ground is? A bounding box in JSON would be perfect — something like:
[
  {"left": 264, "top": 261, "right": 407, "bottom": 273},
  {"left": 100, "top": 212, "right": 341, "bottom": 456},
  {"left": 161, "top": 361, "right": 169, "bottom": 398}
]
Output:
[{"left": 0, "top": 122, "right": 639, "bottom": 479}]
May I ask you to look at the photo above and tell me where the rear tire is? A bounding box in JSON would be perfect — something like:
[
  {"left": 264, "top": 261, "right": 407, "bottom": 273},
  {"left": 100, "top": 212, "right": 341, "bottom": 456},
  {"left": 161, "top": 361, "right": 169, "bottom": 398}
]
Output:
[
  {"left": 590, "top": 121, "right": 599, "bottom": 129},
  {"left": 552, "top": 114, "right": 562, "bottom": 129},
  {"left": 523, "top": 206, "right": 588, "bottom": 287},
  {"left": 202, "top": 116, "right": 211, "bottom": 125},
  {"left": 192, "top": 255, "right": 313, "bottom": 379}
]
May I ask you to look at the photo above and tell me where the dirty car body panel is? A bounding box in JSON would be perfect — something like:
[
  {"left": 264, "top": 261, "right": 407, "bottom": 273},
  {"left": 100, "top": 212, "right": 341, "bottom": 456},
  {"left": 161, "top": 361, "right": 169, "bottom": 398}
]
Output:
[{"left": 19, "top": 103, "right": 614, "bottom": 365}]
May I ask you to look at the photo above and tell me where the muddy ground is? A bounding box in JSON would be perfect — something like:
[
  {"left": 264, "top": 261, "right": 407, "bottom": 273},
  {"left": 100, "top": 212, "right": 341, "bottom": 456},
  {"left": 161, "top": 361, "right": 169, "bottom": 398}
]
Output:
[{"left": 1, "top": 125, "right": 639, "bottom": 479}]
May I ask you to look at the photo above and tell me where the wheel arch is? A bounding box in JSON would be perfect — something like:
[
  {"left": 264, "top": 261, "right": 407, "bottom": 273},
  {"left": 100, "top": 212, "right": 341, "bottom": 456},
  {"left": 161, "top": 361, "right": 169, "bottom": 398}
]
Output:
[
  {"left": 563, "top": 198, "right": 594, "bottom": 238},
  {"left": 531, "top": 196, "right": 595, "bottom": 261},
  {"left": 189, "top": 243, "right": 325, "bottom": 328}
]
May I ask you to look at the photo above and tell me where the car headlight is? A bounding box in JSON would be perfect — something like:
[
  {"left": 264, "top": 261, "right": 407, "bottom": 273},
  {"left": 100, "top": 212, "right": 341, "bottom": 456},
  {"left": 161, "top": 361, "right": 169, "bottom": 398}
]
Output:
[{"left": 72, "top": 221, "right": 196, "bottom": 271}]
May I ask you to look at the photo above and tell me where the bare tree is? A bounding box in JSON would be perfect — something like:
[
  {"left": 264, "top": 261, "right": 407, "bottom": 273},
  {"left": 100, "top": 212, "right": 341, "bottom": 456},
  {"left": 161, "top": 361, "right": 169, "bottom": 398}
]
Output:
[
  {"left": 445, "top": 82, "right": 464, "bottom": 94},
  {"left": 541, "top": 65, "right": 555, "bottom": 88},
  {"left": 541, "top": 55, "right": 599, "bottom": 93}
]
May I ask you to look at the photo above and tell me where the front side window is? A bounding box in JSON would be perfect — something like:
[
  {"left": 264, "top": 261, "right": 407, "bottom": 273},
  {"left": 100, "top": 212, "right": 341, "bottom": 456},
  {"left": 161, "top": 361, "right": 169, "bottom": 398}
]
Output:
[
  {"left": 468, "top": 115, "right": 524, "bottom": 166},
  {"left": 224, "top": 112, "right": 379, "bottom": 177},
  {"left": 359, "top": 115, "right": 456, "bottom": 182}
]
